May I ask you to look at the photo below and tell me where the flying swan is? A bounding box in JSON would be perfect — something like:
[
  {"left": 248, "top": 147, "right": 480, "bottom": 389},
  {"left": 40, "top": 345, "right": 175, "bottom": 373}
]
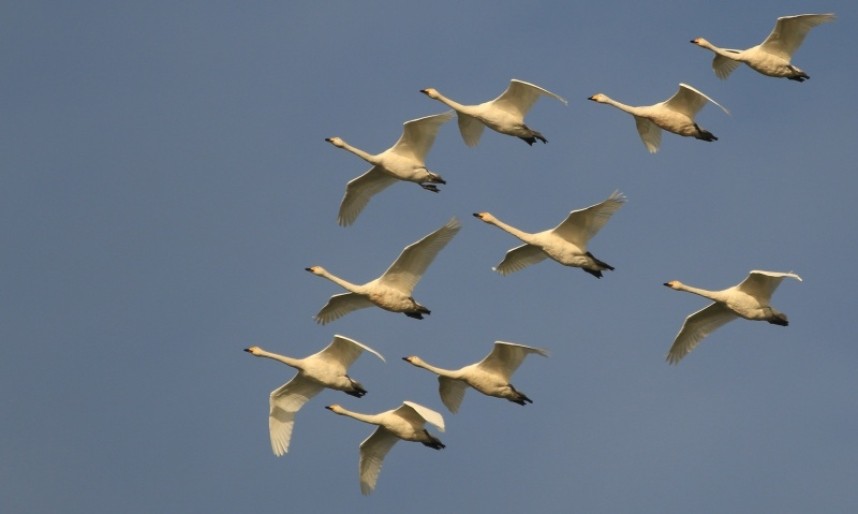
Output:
[
  {"left": 691, "top": 13, "right": 835, "bottom": 81},
  {"left": 306, "top": 217, "right": 461, "bottom": 324},
  {"left": 244, "top": 335, "right": 385, "bottom": 456},
  {"left": 403, "top": 341, "right": 548, "bottom": 413},
  {"left": 664, "top": 270, "right": 802, "bottom": 364},
  {"left": 326, "top": 401, "right": 445, "bottom": 495},
  {"left": 588, "top": 83, "right": 729, "bottom": 153},
  {"left": 420, "top": 79, "right": 567, "bottom": 146},
  {"left": 473, "top": 191, "right": 626, "bottom": 278},
  {"left": 326, "top": 111, "right": 454, "bottom": 226}
]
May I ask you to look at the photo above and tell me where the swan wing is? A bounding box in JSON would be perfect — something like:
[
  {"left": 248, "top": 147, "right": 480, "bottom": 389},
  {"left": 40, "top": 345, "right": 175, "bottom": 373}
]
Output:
[
  {"left": 314, "top": 292, "right": 375, "bottom": 325},
  {"left": 268, "top": 375, "right": 324, "bottom": 456},
  {"left": 379, "top": 217, "right": 461, "bottom": 293},
  {"left": 664, "top": 83, "right": 729, "bottom": 118},
  {"left": 712, "top": 51, "right": 743, "bottom": 79},
  {"left": 477, "top": 341, "right": 549, "bottom": 379},
  {"left": 358, "top": 427, "right": 399, "bottom": 495},
  {"left": 736, "top": 270, "right": 802, "bottom": 302},
  {"left": 666, "top": 302, "right": 738, "bottom": 364},
  {"left": 552, "top": 190, "right": 626, "bottom": 246},
  {"left": 457, "top": 112, "right": 485, "bottom": 147},
  {"left": 494, "top": 243, "right": 548, "bottom": 275},
  {"left": 338, "top": 166, "right": 399, "bottom": 226},
  {"left": 391, "top": 111, "right": 454, "bottom": 161},
  {"left": 491, "top": 79, "right": 568, "bottom": 118},
  {"left": 761, "top": 14, "right": 835, "bottom": 60},
  {"left": 316, "top": 334, "right": 386, "bottom": 367},
  {"left": 634, "top": 115, "right": 662, "bottom": 153},
  {"left": 438, "top": 376, "right": 467, "bottom": 414},
  {"left": 399, "top": 401, "right": 445, "bottom": 432}
]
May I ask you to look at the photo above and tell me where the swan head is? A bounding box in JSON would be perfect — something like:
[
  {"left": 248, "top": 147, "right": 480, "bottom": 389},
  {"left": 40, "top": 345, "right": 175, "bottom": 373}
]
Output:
[
  {"left": 420, "top": 88, "right": 441, "bottom": 100},
  {"left": 244, "top": 346, "right": 264, "bottom": 355},
  {"left": 325, "top": 404, "right": 344, "bottom": 414},
  {"left": 325, "top": 137, "right": 345, "bottom": 148},
  {"left": 472, "top": 212, "right": 496, "bottom": 223},
  {"left": 402, "top": 355, "right": 422, "bottom": 366},
  {"left": 690, "top": 37, "right": 710, "bottom": 47},
  {"left": 663, "top": 280, "right": 683, "bottom": 290},
  {"left": 588, "top": 93, "right": 610, "bottom": 104},
  {"left": 305, "top": 266, "right": 326, "bottom": 276}
]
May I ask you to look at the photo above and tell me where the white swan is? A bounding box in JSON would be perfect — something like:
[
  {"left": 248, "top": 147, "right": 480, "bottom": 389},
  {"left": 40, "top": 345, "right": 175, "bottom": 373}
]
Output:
[
  {"left": 691, "top": 13, "right": 835, "bottom": 81},
  {"left": 588, "top": 83, "right": 729, "bottom": 153},
  {"left": 664, "top": 270, "right": 802, "bottom": 364},
  {"left": 326, "top": 111, "right": 454, "bottom": 226},
  {"left": 306, "top": 217, "right": 461, "bottom": 324},
  {"left": 325, "top": 401, "right": 445, "bottom": 495},
  {"left": 403, "top": 341, "right": 548, "bottom": 413},
  {"left": 244, "top": 335, "right": 385, "bottom": 456},
  {"left": 420, "top": 79, "right": 567, "bottom": 146},
  {"left": 473, "top": 191, "right": 626, "bottom": 278}
]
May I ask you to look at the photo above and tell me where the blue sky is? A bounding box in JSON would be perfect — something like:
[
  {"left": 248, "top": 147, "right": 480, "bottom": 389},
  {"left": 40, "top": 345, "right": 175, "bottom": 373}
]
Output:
[{"left": 2, "top": 1, "right": 857, "bottom": 513}]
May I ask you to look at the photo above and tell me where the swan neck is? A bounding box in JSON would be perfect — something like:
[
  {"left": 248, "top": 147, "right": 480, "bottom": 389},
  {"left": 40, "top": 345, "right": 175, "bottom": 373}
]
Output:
[
  {"left": 413, "top": 359, "right": 458, "bottom": 378},
  {"left": 339, "top": 141, "right": 377, "bottom": 163},
  {"left": 334, "top": 407, "right": 379, "bottom": 426},
  {"left": 676, "top": 283, "right": 725, "bottom": 302},
  {"left": 603, "top": 97, "right": 639, "bottom": 115},
  {"left": 432, "top": 93, "right": 469, "bottom": 113},
  {"left": 255, "top": 349, "right": 302, "bottom": 369},
  {"left": 319, "top": 270, "right": 363, "bottom": 293},
  {"left": 487, "top": 217, "right": 532, "bottom": 243}
]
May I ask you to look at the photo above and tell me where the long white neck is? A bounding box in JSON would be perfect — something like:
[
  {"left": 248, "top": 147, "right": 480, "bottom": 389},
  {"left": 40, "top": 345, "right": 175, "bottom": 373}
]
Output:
[
  {"left": 318, "top": 269, "right": 365, "bottom": 294},
  {"left": 485, "top": 216, "right": 535, "bottom": 245},
  {"left": 429, "top": 92, "right": 473, "bottom": 116},
  {"left": 337, "top": 140, "right": 378, "bottom": 164},
  {"left": 674, "top": 282, "right": 729, "bottom": 303},
  {"left": 696, "top": 39, "right": 738, "bottom": 60},
  {"left": 600, "top": 96, "right": 644, "bottom": 117},
  {"left": 331, "top": 406, "right": 382, "bottom": 426},
  {"left": 410, "top": 358, "right": 461, "bottom": 379},
  {"left": 252, "top": 348, "right": 303, "bottom": 369}
]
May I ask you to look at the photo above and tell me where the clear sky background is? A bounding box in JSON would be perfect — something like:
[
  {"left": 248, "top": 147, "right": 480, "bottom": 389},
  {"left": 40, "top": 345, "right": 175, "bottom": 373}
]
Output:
[{"left": 3, "top": 1, "right": 857, "bottom": 513}]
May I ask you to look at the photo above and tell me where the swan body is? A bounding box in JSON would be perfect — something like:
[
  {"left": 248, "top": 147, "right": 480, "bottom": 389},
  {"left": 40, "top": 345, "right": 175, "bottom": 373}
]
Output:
[
  {"left": 403, "top": 341, "right": 548, "bottom": 413},
  {"left": 588, "top": 83, "right": 729, "bottom": 153},
  {"left": 420, "top": 79, "right": 567, "bottom": 146},
  {"left": 326, "top": 111, "right": 454, "bottom": 226},
  {"left": 664, "top": 270, "right": 802, "bottom": 364},
  {"left": 473, "top": 190, "right": 626, "bottom": 278},
  {"left": 306, "top": 217, "right": 461, "bottom": 324},
  {"left": 326, "top": 401, "right": 445, "bottom": 495},
  {"left": 244, "top": 335, "right": 385, "bottom": 456},
  {"left": 691, "top": 14, "right": 835, "bottom": 81}
]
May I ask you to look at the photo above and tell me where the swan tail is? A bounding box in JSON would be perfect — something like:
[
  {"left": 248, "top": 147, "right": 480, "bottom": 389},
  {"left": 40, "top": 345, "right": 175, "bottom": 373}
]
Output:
[
  {"left": 693, "top": 124, "right": 718, "bottom": 142},
  {"left": 421, "top": 431, "right": 446, "bottom": 450},
  {"left": 584, "top": 252, "right": 614, "bottom": 278}
]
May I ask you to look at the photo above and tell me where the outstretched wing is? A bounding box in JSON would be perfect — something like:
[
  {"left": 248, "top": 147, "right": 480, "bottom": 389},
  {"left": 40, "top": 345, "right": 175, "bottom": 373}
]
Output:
[
  {"left": 457, "top": 112, "right": 486, "bottom": 147},
  {"left": 634, "top": 115, "right": 662, "bottom": 154},
  {"left": 268, "top": 375, "right": 325, "bottom": 456},
  {"left": 493, "top": 244, "right": 548, "bottom": 276},
  {"left": 761, "top": 14, "right": 835, "bottom": 60},
  {"left": 552, "top": 191, "right": 627, "bottom": 247},
  {"left": 735, "top": 270, "right": 802, "bottom": 303},
  {"left": 712, "top": 51, "right": 743, "bottom": 79},
  {"left": 316, "top": 334, "right": 386, "bottom": 368},
  {"left": 438, "top": 376, "right": 468, "bottom": 414},
  {"left": 663, "top": 83, "right": 729, "bottom": 118},
  {"left": 477, "top": 341, "right": 549, "bottom": 380},
  {"left": 491, "top": 79, "right": 568, "bottom": 118},
  {"left": 666, "top": 303, "right": 738, "bottom": 365},
  {"left": 391, "top": 111, "right": 454, "bottom": 161},
  {"left": 398, "top": 401, "right": 446, "bottom": 432},
  {"left": 358, "top": 427, "right": 399, "bottom": 495},
  {"left": 378, "top": 217, "right": 461, "bottom": 293},
  {"left": 338, "top": 166, "right": 398, "bottom": 226},
  {"left": 313, "top": 292, "right": 375, "bottom": 325}
]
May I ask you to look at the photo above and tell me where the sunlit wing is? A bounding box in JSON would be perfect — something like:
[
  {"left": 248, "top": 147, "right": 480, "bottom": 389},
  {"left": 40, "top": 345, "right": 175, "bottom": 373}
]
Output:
[
  {"left": 664, "top": 83, "right": 729, "bottom": 118},
  {"left": 338, "top": 166, "right": 399, "bottom": 226},
  {"left": 494, "top": 244, "right": 548, "bottom": 275},
  {"left": 477, "top": 341, "right": 548, "bottom": 379},
  {"left": 391, "top": 111, "right": 454, "bottom": 161},
  {"left": 735, "top": 270, "right": 802, "bottom": 303},
  {"left": 399, "top": 401, "right": 445, "bottom": 432},
  {"left": 761, "top": 14, "right": 835, "bottom": 60},
  {"left": 491, "top": 79, "right": 568, "bottom": 118},
  {"left": 666, "top": 302, "right": 738, "bottom": 365},
  {"left": 712, "top": 52, "right": 742, "bottom": 79},
  {"left": 316, "top": 334, "right": 386, "bottom": 368},
  {"left": 457, "top": 112, "right": 485, "bottom": 147},
  {"left": 378, "top": 217, "right": 461, "bottom": 293},
  {"left": 268, "top": 376, "right": 325, "bottom": 456},
  {"left": 552, "top": 191, "right": 626, "bottom": 247}
]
